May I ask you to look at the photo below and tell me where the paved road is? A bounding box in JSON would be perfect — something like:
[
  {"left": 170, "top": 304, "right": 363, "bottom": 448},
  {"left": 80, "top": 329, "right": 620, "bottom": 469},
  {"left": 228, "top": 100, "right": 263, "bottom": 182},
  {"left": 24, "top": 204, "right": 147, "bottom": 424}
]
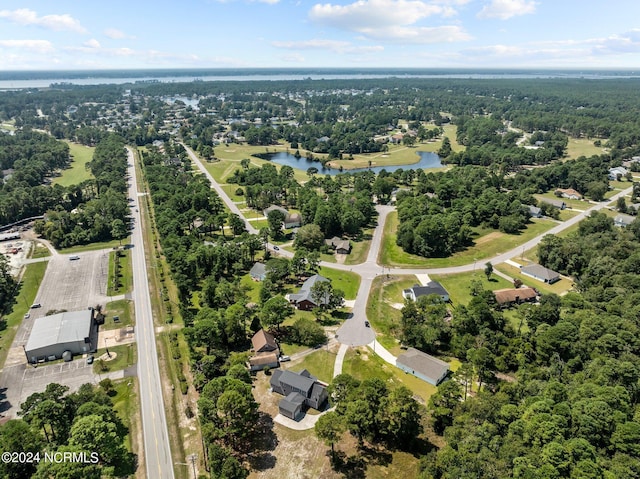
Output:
[
  {"left": 183, "top": 145, "right": 633, "bottom": 349},
  {"left": 127, "top": 148, "right": 175, "bottom": 479}
]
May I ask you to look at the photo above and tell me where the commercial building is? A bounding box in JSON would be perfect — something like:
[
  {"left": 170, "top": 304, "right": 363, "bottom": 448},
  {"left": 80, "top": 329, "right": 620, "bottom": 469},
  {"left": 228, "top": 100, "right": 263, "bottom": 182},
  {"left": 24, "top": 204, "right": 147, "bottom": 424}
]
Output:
[{"left": 24, "top": 309, "right": 96, "bottom": 363}]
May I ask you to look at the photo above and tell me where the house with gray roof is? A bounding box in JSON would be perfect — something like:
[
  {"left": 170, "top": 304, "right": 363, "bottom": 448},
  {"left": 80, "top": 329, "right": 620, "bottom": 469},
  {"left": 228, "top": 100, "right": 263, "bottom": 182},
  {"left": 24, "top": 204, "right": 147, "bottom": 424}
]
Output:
[
  {"left": 287, "top": 274, "right": 331, "bottom": 311},
  {"left": 250, "top": 262, "right": 267, "bottom": 281},
  {"left": 609, "top": 166, "right": 629, "bottom": 180},
  {"left": 541, "top": 199, "right": 566, "bottom": 210},
  {"left": 403, "top": 281, "right": 450, "bottom": 302},
  {"left": 324, "top": 236, "right": 351, "bottom": 254},
  {"left": 25, "top": 309, "right": 96, "bottom": 363},
  {"left": 525, "top": 205, "right": 542, "bottom": 218},
  {"left": 396, "top": 348, "right": 450, "bottom": 385},
  {"left": 263, "top": 205, "right": 302, "bottom": 229},
  {"left": 270, "top": 369, "right": 328, "bottom": 420},
  {"left": 614, "top": 213, "right": 636, "bottom": 228},
  {"left": 521, "top": 263, "right": 560, "bottom": 284}
]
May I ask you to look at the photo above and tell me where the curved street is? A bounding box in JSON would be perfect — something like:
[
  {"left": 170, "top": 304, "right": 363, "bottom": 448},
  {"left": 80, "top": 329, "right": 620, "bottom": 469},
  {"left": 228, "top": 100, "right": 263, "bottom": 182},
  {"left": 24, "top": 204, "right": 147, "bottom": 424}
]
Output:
[{"left": 184, "top": 144, "right": 632, "bottom": 349}]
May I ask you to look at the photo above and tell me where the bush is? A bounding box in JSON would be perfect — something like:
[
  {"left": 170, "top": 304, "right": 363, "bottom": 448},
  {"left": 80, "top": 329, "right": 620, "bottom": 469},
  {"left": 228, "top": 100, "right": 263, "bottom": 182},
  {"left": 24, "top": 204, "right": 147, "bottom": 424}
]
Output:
[{"left": 289, "top": 317, "right": 326, "bottom": 346}]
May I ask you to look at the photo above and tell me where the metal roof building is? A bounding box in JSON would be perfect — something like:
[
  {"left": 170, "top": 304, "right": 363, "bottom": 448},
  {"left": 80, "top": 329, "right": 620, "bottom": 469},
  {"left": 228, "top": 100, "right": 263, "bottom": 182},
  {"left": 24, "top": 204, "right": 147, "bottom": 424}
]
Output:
[{"left": 24, "top": 310, "right": 96, "bottom": 363}]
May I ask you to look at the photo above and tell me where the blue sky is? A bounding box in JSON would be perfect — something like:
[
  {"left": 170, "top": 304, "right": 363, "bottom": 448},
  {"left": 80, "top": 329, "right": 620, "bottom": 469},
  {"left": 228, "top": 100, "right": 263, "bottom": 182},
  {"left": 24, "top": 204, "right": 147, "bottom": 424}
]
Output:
[{"left": 1, "top": 0, "right": 640, "bottom": 70}]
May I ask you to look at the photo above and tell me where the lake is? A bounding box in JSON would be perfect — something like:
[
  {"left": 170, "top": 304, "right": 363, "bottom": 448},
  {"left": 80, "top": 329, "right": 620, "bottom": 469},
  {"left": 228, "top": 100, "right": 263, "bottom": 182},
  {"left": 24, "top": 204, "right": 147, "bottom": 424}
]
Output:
[{"left": 264, "top": 151, "right": 442, "bottom": 175}]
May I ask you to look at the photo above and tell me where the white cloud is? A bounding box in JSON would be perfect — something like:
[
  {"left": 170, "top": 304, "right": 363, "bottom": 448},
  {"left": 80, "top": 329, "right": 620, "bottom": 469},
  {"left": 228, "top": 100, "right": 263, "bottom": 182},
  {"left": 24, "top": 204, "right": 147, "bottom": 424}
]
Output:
[
  {"left": 0, "top": 39, "right": 54, "bottom": 53},
  {"left": 308, "top": 0, "right": 470, "bottom": 43},
  {"left": 83, "top": 39, "right": 101, "bottom": 49},
  {"left": 281, "top": 53, "right": 306, "bottom": 63},
  {"left": 272, "top": 39, "right": 384, "bottom": 54},
  {"left": 477, "top": 0, "right": 537, "bottom": 20},
  {"left": 592, "top": 29, "right": 640, "bottom": 55},
  {"left": 0, "top": 8, "right": 87, "bottom": 33},
  {"left": 104, "top": 28, "right": 135, "bottom": 40}
]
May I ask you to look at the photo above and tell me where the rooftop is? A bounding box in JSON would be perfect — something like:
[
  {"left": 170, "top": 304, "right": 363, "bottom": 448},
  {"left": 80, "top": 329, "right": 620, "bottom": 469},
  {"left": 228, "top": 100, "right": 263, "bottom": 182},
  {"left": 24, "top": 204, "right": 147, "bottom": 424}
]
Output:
[
  {"left": 396, "top": 348, "right": 450, "bottom": 382},
  {"left": 25, "top": 310, "right": 93, "bottom": 352}
]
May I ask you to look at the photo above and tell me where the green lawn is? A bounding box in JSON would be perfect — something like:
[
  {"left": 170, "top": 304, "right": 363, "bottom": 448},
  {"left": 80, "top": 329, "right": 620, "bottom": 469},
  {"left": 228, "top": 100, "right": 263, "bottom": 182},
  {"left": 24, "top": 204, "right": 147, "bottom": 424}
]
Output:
[
  {"left": 565, "top": 137, "right": 607, "bottom": 160},
  {"left": 342, "top": 347, "right": 437, "bottom": 403},
  {"left": 287, "top": 349, "right": 336, "bottom": 384},
  {"left": 345, "top": 229, "right": 373, "bottom": 265},
  {"left": 220, "top": 184, "right": 246, "bottom": 202},
  {"left": 0, "top": 262, "right": 48, "bottom": 368},
  {"left": 93, "top": 343, "right": 136, "bottom": 374},
  {"left": 29, "top": 243, "right": 51, "bottom": 258},
  {"left": 380, "top": 211, "right": 557, "bottom": 268},
  {"left": 53, "top": 141, "right": 95, "bottom": 187},
  {"left": 59, "top": 238, "right": 130, "bottom": 254},
  {"left": 558, "top": 209, "right": 581, "bottom": 221},
  {"left": 318, "top": 266, "right": 361, "bottom": 300},
  {"left": 495, "top": 263, "right": 574, "bottom": 295},
  {"left": 102, "top": 299, "right": 134, "bottom": 331},
  {"left": 107, "top": 249, "right": 133, "bottom": 296},
  {"left": 366, "top": 275, "right": 417, "bottom": 354},
  {"left": 111, "top": 379, "right": 140, "bottom": 457},
  {"left": 431, "top": 271, "right": 513, "bottom": 306}
]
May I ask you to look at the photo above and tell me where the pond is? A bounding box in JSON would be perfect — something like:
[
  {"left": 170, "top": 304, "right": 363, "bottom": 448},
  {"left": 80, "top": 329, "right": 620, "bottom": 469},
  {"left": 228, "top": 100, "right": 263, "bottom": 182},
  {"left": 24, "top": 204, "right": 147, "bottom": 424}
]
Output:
[{"left": 263, "top": 151, "right": 442, "bottom": 175}]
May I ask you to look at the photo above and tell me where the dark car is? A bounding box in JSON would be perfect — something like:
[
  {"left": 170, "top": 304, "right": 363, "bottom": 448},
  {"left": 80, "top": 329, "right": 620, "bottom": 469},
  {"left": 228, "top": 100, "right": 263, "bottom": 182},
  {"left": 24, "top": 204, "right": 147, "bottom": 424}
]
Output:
[
  {"left": 273, "top": 245, "right": 280, "bottom": 251},
  {"left": 365, "top": 321, "right": 370, "bottom": 327}
]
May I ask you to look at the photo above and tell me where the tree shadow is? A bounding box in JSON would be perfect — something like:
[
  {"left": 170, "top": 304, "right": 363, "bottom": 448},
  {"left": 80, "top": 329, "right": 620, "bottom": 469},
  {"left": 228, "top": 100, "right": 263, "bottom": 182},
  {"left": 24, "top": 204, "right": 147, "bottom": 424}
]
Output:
[
  {"left": 329, "top": 450, "right": 366, "bottom": 479},
  {"left": 246, "top": 411, "right": 279, "bottom": 471}
]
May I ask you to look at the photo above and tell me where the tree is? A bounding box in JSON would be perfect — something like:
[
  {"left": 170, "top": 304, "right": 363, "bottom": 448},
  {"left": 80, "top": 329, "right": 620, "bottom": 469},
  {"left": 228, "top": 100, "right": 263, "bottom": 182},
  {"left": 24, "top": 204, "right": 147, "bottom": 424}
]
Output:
[
  {"left": 69, "top": 414, "right": 126, "bottom": 464},
  {"left": 310, "top": 280, "right": 343, "bottom": 313},
  {"left": 293, "top": 224, "right": 324, "bottom": 251},
  {"left": 315, "top": 411, "right": 344, "bottom": 461},
  {"left": 265, "top": 258, "right": 290, "bottom": 286},
  {"left": 228, "top": 213, "right": 246, "bottom": 236},
  {"left": 0, "top": 420, "right": 44, "bottom": 479},
  {"left": 484, "top": 261, "right": 493, "bottom": 280},
  {"left": 429, "top": 381, "right": 463, "bottom": 434},
  {"left": 110, "top": 219, "right": 128, "bottom": 244},
  {"left": 266, "top": 209, "right": 286, "bottom": 239},
  {"left": 438, "top": 136, "right": 452, "bottom": 157},
  {"left": 260, "top": 295, "right": 293, "bottom": 331}
]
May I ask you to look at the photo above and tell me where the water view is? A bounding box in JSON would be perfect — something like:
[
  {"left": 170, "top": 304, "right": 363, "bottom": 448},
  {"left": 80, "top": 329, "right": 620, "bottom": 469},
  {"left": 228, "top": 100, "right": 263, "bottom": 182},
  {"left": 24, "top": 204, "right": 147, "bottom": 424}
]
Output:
[{"left": 264, "top": 150, "right": 442, "bottom": 175}]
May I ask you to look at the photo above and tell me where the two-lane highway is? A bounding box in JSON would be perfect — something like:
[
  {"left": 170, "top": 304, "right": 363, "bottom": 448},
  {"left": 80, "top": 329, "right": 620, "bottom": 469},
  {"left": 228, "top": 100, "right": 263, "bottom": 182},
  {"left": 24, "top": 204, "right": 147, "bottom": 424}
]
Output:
[{"left": 127, "top": 147, "right": 175, "bottom": 479}]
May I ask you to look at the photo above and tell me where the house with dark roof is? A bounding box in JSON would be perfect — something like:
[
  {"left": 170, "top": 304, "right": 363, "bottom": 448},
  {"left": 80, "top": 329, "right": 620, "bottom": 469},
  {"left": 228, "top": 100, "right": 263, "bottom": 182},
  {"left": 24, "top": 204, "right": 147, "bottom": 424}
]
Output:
[
  {"left": 287, "top": 274, "right": 334, "bottom": 311},
  {"left": 614, "top": 213, "right": 636, "bottom": 228},
  {"left": 493, "top": 287, "right": 538, "bottom": 307},
  {"left": 521, "top": 264, "right": 560, "bottom": 284},
  {"left": 396, "top": 348, "right": 450, "bottom": 385},
  {"left": 402, "top": 281, "right": 450, "bottom": 302},
  {"left": 270, "top": 369, "right": 328, "bottom": 420},
  {"left": 324, "top": 236, "right": 351, "bottom": 254},
  {"left": 248, "top": 329, "right": 280, "bottom": 372},
  {"left": 250, "top": 262, "right": 267, "bottom": 281}
]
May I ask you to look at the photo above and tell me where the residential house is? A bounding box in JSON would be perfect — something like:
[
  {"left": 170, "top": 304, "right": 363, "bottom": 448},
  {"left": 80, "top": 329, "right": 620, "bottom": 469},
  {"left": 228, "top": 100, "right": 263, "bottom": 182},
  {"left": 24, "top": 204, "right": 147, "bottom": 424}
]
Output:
[
  {"left": 270, "top": 369, "right": 328, "bottom": 420},
  {"left": 248, "top": 329, "right": 280, "bottom": 372},
  {"left": 403, "top": 281, "right": 450, "bottom": 302},
  {"left": 249, "top": 262, "right": 267, "bottom": 281},
  {"left": 324, "top": 236, "right": 351, "bottom": 254},
  {"left": 493, "top": 287, "right": 538, "bottom": 307},
  {"left": 542, "top": 199, "right": 566, "bottom": 210},
  {"left": 609, "top": 166, "right": 629, "bottom": 181},
  {"left": 263, "top": 205, "right": 302, "bottom": 229},
  {"left": 614, "top": 213, "right": 636, "bottom": 228},
  {"left": 287, "top": 274, "right": 333, "bottom": 311},
  {"left": 525, "top": 205, "right": 543, "bottom": 218},
  {"left": 396, "top": 348, "right": 450, "bottom": 386},
  {"left": 521, "top": 263, "right": 560, "bottom": 284},
  {"left": 555, "top": 188, "right": 583, "bottom": 200}
]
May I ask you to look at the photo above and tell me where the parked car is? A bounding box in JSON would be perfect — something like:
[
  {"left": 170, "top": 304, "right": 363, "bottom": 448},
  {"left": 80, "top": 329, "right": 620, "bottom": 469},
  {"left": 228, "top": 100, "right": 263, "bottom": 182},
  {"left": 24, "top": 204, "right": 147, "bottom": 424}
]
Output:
[
  {"left": 23, "top": 312, "right": 30, "bottom": 319},
  {"left": 86, "top": 355, "right": 94, "bottom": 365},
  {"left": 69, "top": 255, "right": 80, "bottom": 260},
  {"left": 30, "top": 303, "right": 41, "bottom": 309},
  {"left": 365, "top": 321, "right": 370, "bottom": 327},
  {"left": 279, "top": 355, "right": 291, "bottom": 362},
  {"left": 273, "top": 245, "right": 280, "bottom": 251}
]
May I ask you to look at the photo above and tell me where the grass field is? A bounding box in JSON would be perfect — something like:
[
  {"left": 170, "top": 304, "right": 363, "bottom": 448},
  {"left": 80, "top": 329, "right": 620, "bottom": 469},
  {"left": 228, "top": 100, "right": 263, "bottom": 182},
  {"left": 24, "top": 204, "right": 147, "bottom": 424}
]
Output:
[
  {"left": 328, "top": 144, "right": 447, "bottom": 171},
  {"left": 53, "top": 141, "right": 95, "bottom": 187},
  {"left": 0, "top": 262, "right": 48, "bottom": 368},
  {"left": 59, "top": 238, "right": 129, "bottom": 254},
  {"left": 93, "top": 343, "right": 136, "bottom": 374},
  {"left": 288, "top": 349, "right": 336, "bottom": 384},
  {"left": 366, "top": 275, "right": 417, "bottom": 354},
  {"left": 342, "top": 346, "right": 437, "bottom": 403},
  {"left": 379, "top": 211, "right": 557, "bottom": 268},
  {"left": 102, "top": 299, "right": 134, "bottom": 331},
  {"left": 29, "top": 243, "right": 51, "bottom": 258},
  {"left": 565, "top": 138, "right": 607, "bottom": 160},
  {"left": 318, "top": 266, "right": 361, "bottom": 300},
  {"left": 111, "top": 379, "right": 140, "bottom": 461},
  {"left": 344, "top": 230, "right": 373, "bottom": 265},
  {"left": 107, "top": 249, "right": 133, "bottom": 296},
  {"left": 430, "top": 271, "right": 513, "bottom": 306}
]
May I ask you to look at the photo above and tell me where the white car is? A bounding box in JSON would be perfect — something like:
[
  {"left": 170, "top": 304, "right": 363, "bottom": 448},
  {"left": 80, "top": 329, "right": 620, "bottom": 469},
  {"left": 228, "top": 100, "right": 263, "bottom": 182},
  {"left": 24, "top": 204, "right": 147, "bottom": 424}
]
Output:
[{"left": 69, "top": 255, "right": 80, "bottom": 261}]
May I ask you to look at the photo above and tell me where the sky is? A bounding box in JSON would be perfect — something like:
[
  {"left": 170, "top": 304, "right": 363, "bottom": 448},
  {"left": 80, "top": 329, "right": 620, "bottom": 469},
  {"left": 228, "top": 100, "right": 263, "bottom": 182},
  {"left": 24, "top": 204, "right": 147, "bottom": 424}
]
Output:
[{"left": 1, "top": 0, "right": 640, "bottom": 70}]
